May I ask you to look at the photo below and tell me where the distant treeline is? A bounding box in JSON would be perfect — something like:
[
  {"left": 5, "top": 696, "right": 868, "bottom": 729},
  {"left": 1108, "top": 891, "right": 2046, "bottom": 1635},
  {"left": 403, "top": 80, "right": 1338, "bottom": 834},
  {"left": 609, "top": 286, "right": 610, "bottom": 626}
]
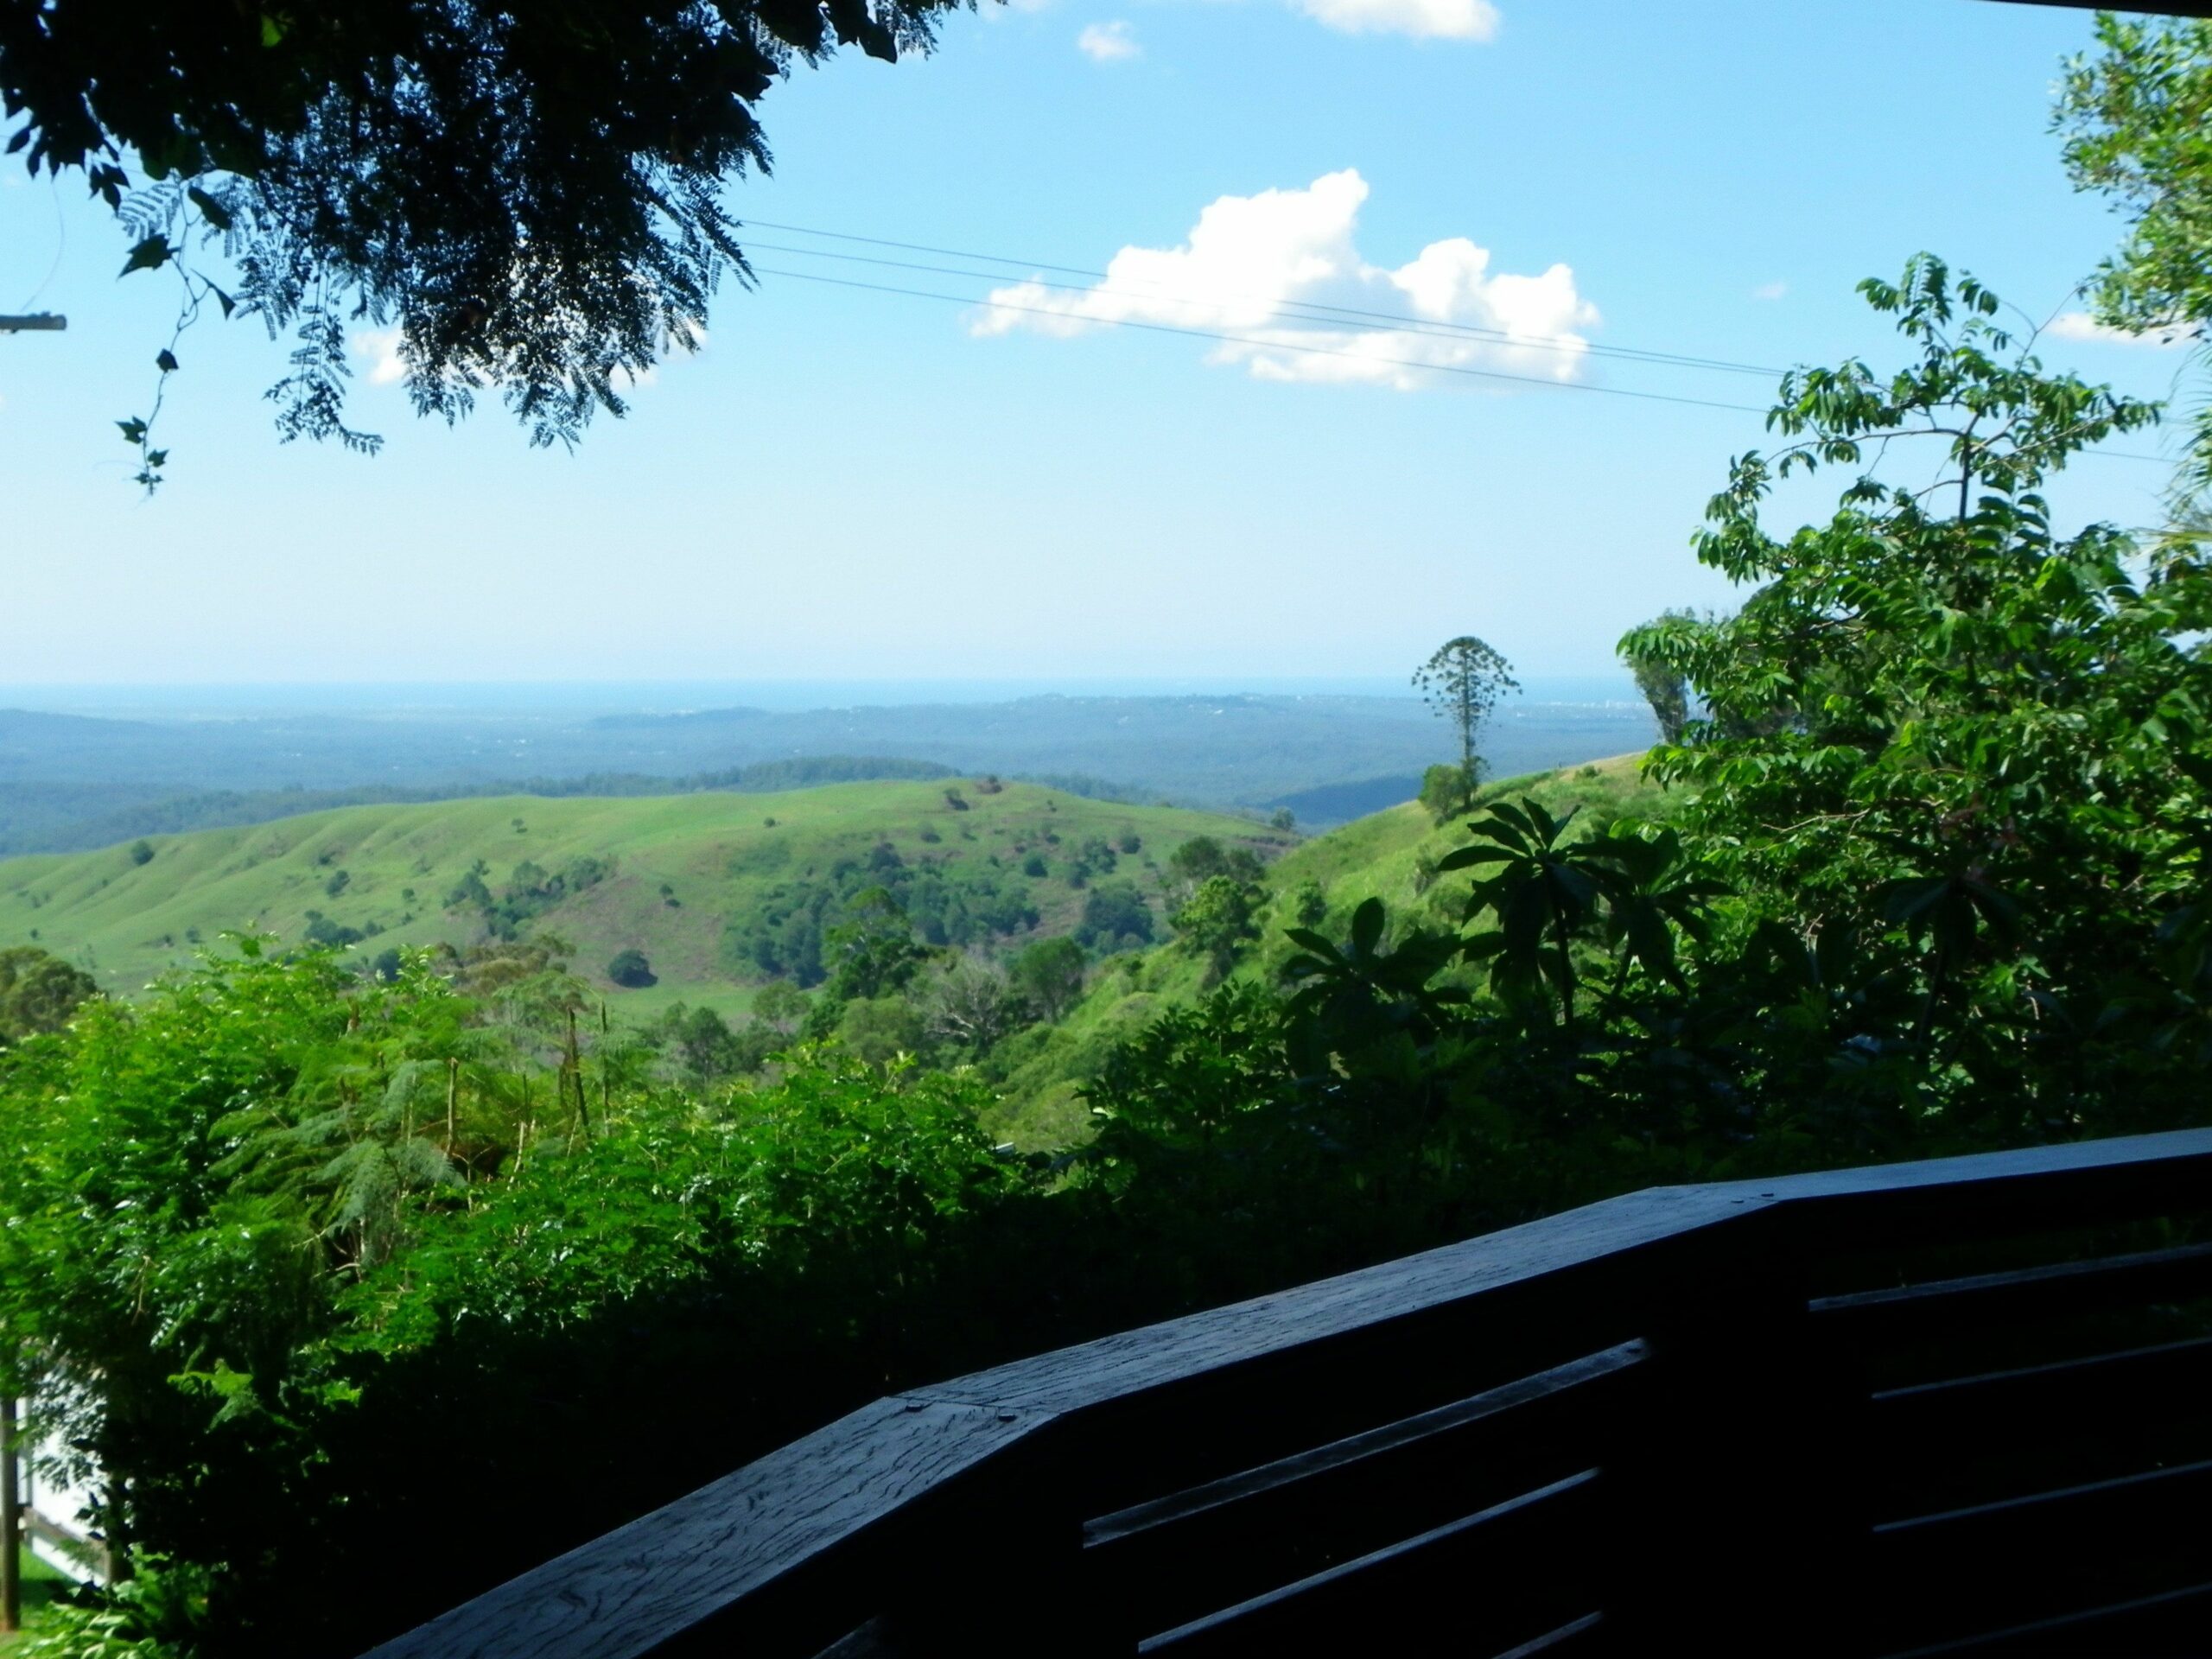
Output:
[
  {"left": 1006, "top": 771, "right": 1149, "bottom": 807},
  {"left": 0, "top": 756, "right": 965, "bottom": 855}
]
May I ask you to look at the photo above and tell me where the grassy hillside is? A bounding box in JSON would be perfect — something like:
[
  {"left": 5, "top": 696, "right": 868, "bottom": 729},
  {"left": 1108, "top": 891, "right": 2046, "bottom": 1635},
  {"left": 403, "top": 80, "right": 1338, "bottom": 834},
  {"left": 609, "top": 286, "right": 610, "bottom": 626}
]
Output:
[
  {"left": 1265, "top": 750, "right": 1656, "bottom": 916},
  {"left": 982, "top": 753, "right": 1664, "bottom": 1147},
  {"left": 0, "top": 781, "right": 1285, "bottom": 1020},
  {"left": 1, "top": 758, "right": 1664, "bottom": 1149}
]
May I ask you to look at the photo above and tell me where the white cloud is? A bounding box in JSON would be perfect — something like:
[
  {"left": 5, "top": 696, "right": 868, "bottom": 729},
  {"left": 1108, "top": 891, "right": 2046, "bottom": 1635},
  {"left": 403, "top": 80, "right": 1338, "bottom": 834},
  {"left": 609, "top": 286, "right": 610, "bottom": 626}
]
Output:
[
  {"left": 969, "top": 168, "right": 1598, "bottom": 392},
  {"left": 1289, "top": 0, "right": 1499, "bottom": 41},
  {"left": 1751, "top": 281, "right": 1788, "bottom": 302},
  {"left": 351, "top": 326, "right": 408, "bottom": 387},
  {"left": 613, "top": 321, "right": 707, "bottom": 391},
  {"left": 2048, "top": 310, "right": 2194, "bottom": 349},
  {"left": 1077, "top": 20, "right": 1139, "bottom": 60}
]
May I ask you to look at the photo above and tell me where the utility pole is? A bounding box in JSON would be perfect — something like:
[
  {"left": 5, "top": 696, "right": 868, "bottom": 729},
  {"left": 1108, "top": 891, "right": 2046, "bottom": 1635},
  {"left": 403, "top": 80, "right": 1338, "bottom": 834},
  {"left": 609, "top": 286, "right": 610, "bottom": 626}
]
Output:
[{"left": 0, "top": 315, "right": 66, "bottom": 334}]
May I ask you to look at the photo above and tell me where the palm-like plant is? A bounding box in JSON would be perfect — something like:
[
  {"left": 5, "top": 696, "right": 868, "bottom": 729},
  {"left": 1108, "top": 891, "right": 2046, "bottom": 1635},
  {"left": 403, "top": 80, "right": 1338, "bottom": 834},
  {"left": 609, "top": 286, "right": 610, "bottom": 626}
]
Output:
[
  {"left": 1281, "top": 896, "right": 1468, "bottom": 1057},
  {"left": 1440, "top": 799, "right": 1722, "bottom": 1036},
  {"left": 1441, "top": 799, "right": 1607, "bottom": 1034}
]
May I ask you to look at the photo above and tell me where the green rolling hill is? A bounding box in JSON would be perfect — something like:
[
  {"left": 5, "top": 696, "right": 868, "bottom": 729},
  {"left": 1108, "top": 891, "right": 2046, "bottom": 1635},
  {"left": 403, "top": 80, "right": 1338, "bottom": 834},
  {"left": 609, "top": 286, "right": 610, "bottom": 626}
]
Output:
[
  {"left": 0, "top": 758, "right": 1662, "bottom": 1153},
  {"left": 982, "top": 753, "right": 1662, "bottom": 1147},
  {"left": 0, "top": 780, "right": 1287, "bottom": 1020}
]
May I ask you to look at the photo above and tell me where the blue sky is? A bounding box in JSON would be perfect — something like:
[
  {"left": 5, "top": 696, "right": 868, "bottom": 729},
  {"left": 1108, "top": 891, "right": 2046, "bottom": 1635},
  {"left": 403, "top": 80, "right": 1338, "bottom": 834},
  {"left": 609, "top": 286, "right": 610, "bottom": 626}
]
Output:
[{"left": 0, "top": 0, "right": 2195, "bottom": 687}]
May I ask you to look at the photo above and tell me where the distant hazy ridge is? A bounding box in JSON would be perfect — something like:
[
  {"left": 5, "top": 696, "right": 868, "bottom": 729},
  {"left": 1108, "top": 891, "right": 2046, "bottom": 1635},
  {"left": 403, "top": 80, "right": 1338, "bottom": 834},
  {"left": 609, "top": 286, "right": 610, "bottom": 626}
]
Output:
[{"left": 0, "top": 692, "right": 1655, "bottom": 853}]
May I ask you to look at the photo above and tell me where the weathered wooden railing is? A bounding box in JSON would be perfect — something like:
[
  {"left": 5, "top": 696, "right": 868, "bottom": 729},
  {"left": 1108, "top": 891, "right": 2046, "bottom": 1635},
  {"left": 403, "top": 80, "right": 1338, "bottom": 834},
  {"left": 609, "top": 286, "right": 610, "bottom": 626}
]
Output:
[{"left": 365, "top": 1129, "right": 2212, "bottom": 1658}]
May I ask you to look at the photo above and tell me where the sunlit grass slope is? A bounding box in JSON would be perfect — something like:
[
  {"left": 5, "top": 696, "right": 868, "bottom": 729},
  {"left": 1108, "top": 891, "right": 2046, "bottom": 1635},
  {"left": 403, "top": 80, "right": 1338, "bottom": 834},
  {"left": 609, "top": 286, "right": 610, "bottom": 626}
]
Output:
[
  {"left": 0, "top": 781, "right": 1281, "bottom": 1020},
  {"left": 983, "top": 754, "right": 1666, "bottom": 1148}
]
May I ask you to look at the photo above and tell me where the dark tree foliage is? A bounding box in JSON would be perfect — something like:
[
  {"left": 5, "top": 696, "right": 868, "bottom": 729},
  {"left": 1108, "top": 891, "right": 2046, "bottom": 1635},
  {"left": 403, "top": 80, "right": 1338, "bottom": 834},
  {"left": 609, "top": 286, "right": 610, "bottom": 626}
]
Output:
[
  {"left": 1418, "top": 760, "right": 1476, "bottom": 825},
  {"left": 1165, "top": 835, "right": 1263, "bottom": 893},
  {"left": 647, "top": 1002, "right": 774, "bottom": 1084},
  {"left": 1076, "top": 880, "right": 1154, "bottom": 950},
  {"left": 726, "top": 851, "right": 1041, "bottom": 982},
  {"left": 448, "top": 855, "right": 613, "bottom": 940},
  {"left": 1170, "top": 874, "right": 1264, "bottom": 980},
  {"left": 1010, "top": 935, "right": 1085, "bottom": 1021},
  {"left": 302, "top": 909, "right": 365, "bottom": 948},
  {"left": 0, "top": 0, "right": 974, "bottom": 473},
  {"left": 0, "top": 944, "right": 98, "bottom": 1043},
  {"left": 1621, "top": 613, "right": 1695, "bottom": 744}
]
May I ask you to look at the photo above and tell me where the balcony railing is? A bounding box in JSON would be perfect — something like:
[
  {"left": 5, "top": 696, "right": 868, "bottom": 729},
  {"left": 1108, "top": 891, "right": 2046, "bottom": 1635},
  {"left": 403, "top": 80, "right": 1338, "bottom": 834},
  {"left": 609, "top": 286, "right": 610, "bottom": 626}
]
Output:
[{"left": 363, "top": 1127, "right": 2212, "bottom": 1658}]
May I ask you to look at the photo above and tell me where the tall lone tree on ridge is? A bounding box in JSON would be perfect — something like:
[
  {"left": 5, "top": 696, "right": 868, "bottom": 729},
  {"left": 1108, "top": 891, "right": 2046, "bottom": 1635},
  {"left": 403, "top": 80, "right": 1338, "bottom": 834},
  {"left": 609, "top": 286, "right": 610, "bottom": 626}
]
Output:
[
  {"left": 1414, "top": 637, "right": 1518, "bottom": 818},
  {"left": 1621, "top": 611, "right": 1698, "bottom": 744}
]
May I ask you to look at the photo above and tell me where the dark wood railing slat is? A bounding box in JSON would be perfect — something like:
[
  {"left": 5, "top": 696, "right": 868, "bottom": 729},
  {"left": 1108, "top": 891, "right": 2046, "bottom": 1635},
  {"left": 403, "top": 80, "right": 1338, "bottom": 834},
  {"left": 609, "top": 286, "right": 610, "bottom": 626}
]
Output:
[
  {"left": 1083, "top": 1341, "right": 1648, "bottom": 1640},
  {"left": 1762, "top": 1129, "right": 2212, "bottom": 1243},
  {"left": 1867, "top": 1456, "right": 2212, "bottom": 1648},
  {"left": 1495, "top": 1611, "right": 1609, "bottom": 1657},
  {"left": 359, "top": 1398, "right": 1056, "bottom": 1659},
  {"left": 1882, "top": 1579, "right": 2212, "bottom": 1658},
  {"left": 918, "top": 1187, "right": 1759, "bottom": 1421},
  {"left": 358, "top": 1128, "right": 2212, "bottom": 1659},
  {"left": 1862, "top": 1333, "right": 2212, "bottom": 1516},
  {"left": 1138, "top": 1468, "right": 1605, "bottom": 1656},
  {"left": 1808, "top": 1241, "right": 2212, "bottom": 1347}
]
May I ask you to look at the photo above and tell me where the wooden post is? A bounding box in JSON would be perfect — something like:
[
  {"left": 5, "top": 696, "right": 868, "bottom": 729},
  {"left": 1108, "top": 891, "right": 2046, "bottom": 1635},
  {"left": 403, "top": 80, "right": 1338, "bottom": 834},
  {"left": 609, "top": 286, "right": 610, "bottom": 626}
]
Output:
[{"left": 3, "top": 1395, "right": 21, "bottom": 1634}]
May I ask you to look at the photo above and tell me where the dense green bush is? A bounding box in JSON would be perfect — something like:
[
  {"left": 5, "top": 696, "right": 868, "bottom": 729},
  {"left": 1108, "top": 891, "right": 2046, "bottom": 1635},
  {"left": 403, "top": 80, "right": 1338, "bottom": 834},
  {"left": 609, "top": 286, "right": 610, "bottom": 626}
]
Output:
[
  {"left": 0, "top": 945, "right": 98, "bottom": 1045},
  {"left": 723, "top": 848, "right": 1042, "bottom": 982},
  {"left": 606, "top": 947, "right": 656, "bottom": 987},
  {"left": 0, "top": 945, "right": 1044, "bottom": 1656}
]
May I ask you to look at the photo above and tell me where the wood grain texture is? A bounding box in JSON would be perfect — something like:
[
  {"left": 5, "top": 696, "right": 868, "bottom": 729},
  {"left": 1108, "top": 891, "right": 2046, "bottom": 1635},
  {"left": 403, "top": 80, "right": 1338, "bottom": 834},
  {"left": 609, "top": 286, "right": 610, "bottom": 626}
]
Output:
[
  {"left": 1764, "top": 1127, "right": 2212, "bottom": 1199},
  {"left": 1759, "top": 1127, "right": 2212, "bottom": 1248},
  {"left": 359, "top": 1399, "right": 1053, "bottom": 1659},
  {"left": 918, "top": 1186, "right": 1758, "bottom": 1418}
]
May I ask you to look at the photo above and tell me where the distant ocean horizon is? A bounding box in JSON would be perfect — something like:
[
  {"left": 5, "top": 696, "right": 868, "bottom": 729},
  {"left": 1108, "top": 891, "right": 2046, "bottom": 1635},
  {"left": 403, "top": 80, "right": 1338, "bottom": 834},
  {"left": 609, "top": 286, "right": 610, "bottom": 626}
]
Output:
[{"left": 0, "top": 675, "right": 1647, "bottom": 721}]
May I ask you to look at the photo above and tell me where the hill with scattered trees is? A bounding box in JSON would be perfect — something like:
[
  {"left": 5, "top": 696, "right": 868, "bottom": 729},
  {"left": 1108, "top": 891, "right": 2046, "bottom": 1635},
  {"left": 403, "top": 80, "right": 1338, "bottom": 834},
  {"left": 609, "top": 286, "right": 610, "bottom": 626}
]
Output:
[{"left": 0, "top": 780, "right": 1287, "bottom": 1026}]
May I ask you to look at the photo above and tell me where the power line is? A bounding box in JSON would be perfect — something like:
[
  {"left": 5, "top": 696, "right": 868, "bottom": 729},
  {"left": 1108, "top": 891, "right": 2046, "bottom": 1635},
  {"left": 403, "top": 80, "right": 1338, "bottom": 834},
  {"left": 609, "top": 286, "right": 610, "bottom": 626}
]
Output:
[
  {"left": 742, "top": 238, "right": 1777, "bottom": 380},
  {"left": 742, "top": 217, "right": 1788, "bottom": 378},
  {"left": 755, "top": 263, "right": 2179, "bottom": 464},
  {"left": 738, "top": 219, "right": 2181, "bottom": 466},
  {"left": 751, "top": 264, "right": 1777, "bottom": 414}
]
